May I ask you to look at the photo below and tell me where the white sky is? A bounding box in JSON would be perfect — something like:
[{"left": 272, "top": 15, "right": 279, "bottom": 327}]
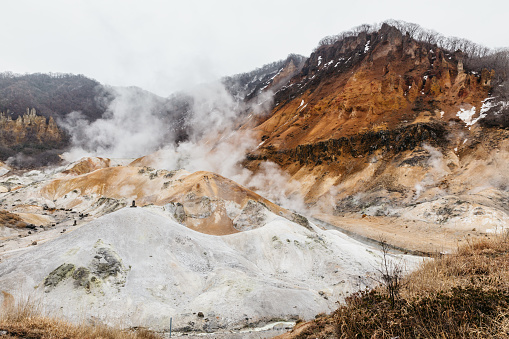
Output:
[{"left": 3, "top": 0, "right": 508, "bottom": 96}]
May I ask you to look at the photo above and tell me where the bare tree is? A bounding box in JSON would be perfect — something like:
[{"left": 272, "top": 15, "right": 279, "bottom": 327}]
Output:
[
  {"left": 351, "top": 24, "right": 372, "bottom": 34},
  {"left": 376, "top": 239, "right": 404, "bottom": 307}
]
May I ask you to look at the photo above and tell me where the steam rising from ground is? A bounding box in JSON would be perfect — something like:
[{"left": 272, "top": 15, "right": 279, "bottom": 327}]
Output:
[
  {"left": 60, "top": 82, "right": 306, "bottom": 212},
  {"left": 413, "top": 144, "right": 449, "bottom": 199},
  {"left": 60, "top": 87, "right": 168, "bottom": 160}
]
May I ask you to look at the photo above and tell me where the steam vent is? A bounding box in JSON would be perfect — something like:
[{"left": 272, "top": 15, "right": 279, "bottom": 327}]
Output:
[{"left": 1, "top": 19, "right": 509, "bottom": 338}]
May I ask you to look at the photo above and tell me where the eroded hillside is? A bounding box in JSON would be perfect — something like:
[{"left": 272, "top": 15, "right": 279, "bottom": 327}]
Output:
[
  {"left": 1, "top": 21, "right": 509, "bottom": 336},
  {"left": 238, "top": 23, "right": 509, "bottom": 253}
]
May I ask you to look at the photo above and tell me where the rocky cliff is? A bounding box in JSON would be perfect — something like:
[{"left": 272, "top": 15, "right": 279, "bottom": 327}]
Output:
[
  {"left": 243, "top": 23, "right": 505, "bottom": 217},
  {"left": 0, "top": 108, "right": 63, "bottom": 145},
  {"left": 0, "top": 108, "right": 67, "bottom": 165},
  {"left": 249, "top": 24, "right": 492, "bottom": 149}
]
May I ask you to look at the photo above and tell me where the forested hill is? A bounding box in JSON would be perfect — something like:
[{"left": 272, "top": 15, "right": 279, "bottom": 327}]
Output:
[{"left": 0, "top": 72, "right": 111, "bottom": 121}]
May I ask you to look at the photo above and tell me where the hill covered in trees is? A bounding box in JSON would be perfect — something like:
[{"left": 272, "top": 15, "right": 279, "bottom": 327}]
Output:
[{"left": 0, "top": 72, "right": 111, "bottom": 121}]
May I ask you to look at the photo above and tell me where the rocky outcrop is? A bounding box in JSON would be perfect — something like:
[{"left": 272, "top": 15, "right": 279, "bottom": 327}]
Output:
[
  {"left": 223, "top": 54, "right": 306, "bottom": 102},
  {"left": 248, "top": 122, "right": 448, "bottom": 167},
  {"left": 0, "top": 108, "right": 63, "bottom": 146},
  {"left": 251, "top": 24, "right": 492, "bottom": 148},
  {"left": 242, "top": 24, "right": 498, "bottom": 208},
  {"left": 0, "top": 108, "right": 67, "bottom": 164}
]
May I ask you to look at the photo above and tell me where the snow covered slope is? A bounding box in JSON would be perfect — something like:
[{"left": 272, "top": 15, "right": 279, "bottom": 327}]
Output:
[{"left": 0, "top": 207, "right": 419, "bottom": 332}]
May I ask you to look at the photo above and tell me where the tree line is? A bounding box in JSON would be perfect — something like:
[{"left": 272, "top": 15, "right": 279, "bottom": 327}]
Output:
[
  {"left": 0, "top": 72, "right": 90, "bottom": 80},
  {"left": 317, "top": 20, "right": 509, "bottom": 82}
]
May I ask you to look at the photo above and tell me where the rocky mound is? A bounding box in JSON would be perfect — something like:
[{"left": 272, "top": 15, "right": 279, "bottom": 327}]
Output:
[
  {"left": 0, "top": 207, "right": 418, "bottom": 333},
  {"left": 0, "top": 109, "right": 68, "bottom": 166},
  {"left": 0, "top": 156, "right": 318, "bottom": 259}
]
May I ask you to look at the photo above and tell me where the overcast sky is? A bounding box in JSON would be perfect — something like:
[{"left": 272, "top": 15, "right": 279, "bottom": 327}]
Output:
[{"left": 3, "top": 0, "right": 508, "bottom": 96}]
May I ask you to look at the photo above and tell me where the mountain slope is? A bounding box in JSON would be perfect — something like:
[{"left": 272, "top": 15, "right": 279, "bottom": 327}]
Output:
[
  {"left": 247, "top": 23, "right": 492, "bottom": 160},
  {"left": 222, "top": 54, "right": 306, "bottom": 102},
  {"left": 239, "top": 23, "right": 509, "bottom": 252}
]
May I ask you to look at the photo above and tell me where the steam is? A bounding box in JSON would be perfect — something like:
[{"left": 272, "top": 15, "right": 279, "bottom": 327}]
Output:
[
  {"left": 60, "top": 81, "right": 308, "bottom": 213},
  {"left": 413, "top": 144, "right": 449, "bottom": 199},
  {"left": 245, "top": 162, "right": 306, "bottom": 211},
  {"left": 60, "top": 87, "right": 169, "bottom": 160}
]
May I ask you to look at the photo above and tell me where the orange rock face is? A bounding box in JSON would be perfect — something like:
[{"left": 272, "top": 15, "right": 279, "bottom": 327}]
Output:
[
  {"left": 243, "top": 24, "right": 496, "bottom": 209},
  {"left": 0, "top": 108, "right": 64, "bottom": 147},
  {"left": 251, "top": 25, "right": 490, "bottom": 151}
]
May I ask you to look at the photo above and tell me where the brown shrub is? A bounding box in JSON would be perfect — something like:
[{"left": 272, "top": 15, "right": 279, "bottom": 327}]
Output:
[{"left": 0, "top": 210, "right": 27, "bottom": 228}]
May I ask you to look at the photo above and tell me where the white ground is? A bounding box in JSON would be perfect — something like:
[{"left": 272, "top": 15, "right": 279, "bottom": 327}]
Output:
[{"left": 0, "top": 207, "right": 421, "bottom": 333}]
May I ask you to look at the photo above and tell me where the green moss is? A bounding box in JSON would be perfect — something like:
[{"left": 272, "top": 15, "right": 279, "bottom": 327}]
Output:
[
  {"left": 44, "top": 263, "right": 75, "bottom": 290},
  {"left": 72, "top": 266, "right": 91, "bottom": 291}
]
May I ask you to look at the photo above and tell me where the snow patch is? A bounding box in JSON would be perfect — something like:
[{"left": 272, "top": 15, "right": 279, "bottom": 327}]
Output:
[
  {"left": 334, "top": 58, "right": 344, "bottom": 68},
  {"left": 480, "top": 97, "right": 509, "bottom": 116},
  {"left": 456, "top": 106, "right": 486, "bottom": 126},
  {"left": 364, "top": 40, "right": 370, "bottom": 52},
  {"left": 270, "top": 68, "right": 284, "bottom": 81},
  {"left": 253, "top": 140, "right": 266, "bottom": 151}
]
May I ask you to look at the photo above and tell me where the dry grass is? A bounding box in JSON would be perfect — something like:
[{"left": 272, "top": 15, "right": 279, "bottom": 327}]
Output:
[
  {"left": 0, "top": 210, "right": 27, "bottom": 228},
  {"left": 404, "top": 232, "right": 509, "bottom": 299},
  {"left": 278, "top": 231, "right": 509, "bottom": 338},
  {"left": 0, "top": 296, "right": 161, "bottom": 339}
]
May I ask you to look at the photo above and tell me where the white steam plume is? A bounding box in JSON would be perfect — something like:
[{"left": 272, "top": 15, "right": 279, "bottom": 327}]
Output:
[
  {"left": 413, "top": 144, "right": 449, "bottom": 199},
  {"left": 60, "top": 86, "right": 168, "bottom": 160},
  {"left": 60, "top": 81, "right": 309, "bottom": 214}
]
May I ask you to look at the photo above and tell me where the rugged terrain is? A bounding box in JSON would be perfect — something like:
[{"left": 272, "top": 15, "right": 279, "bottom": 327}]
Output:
[
  {"left": 0, "top": 21, "right": 508, "bottom": 337},
  {"left": 0, "top": 56, "right": 304, "bottom": 168},
  {"left": 0, "top": 109, "right": 67, "bottom": 166},
  {"left": 0, "top": 157, "right": 420, "bottom": 334},
  {"left": 276, "top": 231, "right": 509, "bottom": 338},
  {"left": 240, "top": 23, "right": 509, "bottom": 254}
]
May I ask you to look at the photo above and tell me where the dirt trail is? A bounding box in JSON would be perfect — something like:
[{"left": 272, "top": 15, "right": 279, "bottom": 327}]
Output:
[{"left": 313, "top": 213, "right": 486, "bottom": 255}]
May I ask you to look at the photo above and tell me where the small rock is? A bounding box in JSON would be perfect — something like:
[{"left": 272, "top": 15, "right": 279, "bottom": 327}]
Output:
[
  {"left": 32, "top": 241, "right": 37, "bottom": 246},
  {"left": 197, "top": 311, "right": 204, "bottom": 318}
]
